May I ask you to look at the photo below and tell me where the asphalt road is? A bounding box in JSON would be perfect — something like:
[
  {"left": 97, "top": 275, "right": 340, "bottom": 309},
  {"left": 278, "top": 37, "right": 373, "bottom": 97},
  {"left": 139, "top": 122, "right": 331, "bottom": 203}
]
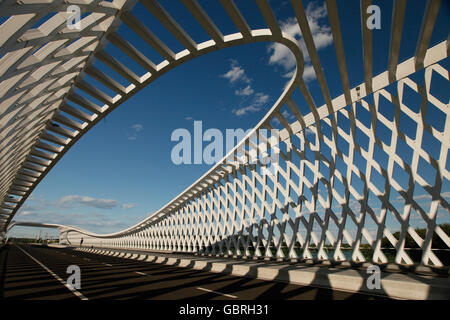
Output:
[{"left": 0, "top": 243, "right": 387, "bottom": 300}]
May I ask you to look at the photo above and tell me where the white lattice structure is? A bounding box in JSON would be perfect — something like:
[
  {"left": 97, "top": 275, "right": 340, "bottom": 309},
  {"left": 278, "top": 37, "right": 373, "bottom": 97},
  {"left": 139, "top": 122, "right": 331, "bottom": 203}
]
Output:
[{"left": 1, "top": 0, "right": 449, "bottom": 267}]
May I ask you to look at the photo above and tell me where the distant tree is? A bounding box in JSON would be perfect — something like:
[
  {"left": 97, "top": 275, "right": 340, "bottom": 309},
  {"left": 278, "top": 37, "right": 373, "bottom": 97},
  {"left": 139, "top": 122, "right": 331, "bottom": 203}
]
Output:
[{"left": 381, "top": 224, "right": 449, "bottom": 249}]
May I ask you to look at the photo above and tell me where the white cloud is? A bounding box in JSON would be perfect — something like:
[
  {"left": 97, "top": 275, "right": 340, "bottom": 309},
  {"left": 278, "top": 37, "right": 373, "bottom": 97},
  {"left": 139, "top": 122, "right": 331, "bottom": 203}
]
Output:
[
  {"left": 395, "top": 191, "right": 450, "bottom": 202},
  {"left": 267, "top": 1, "right": 333, "bottom": 82},
  {"left": 282, "top": 110, "right": 295, "bottom": 120},
  {"left": 132, "top": 124, "right": 143, "bottom": 132},
  {"left": 12, "top": 197, "right": 144, "bottom": 234},
  {"left": 404, "top": 194, "right": 431, "bottom": 201},
  {"left": 283, "top": 70, "right": 295, "bottom": 78},
  {"left": 121, "top": 203, "right": 136, "bottom": 210},
  {"left": 254, "top": 93, "right": 270, "bottom": 106},
  {"left": 57, "top": 195, "right": 119, "bottom": 209},
  {"left": 222, "top": 61, "right": 269, "bottom": 117},
  {"left": 231, "top": 92, "right": 270, "bottom": 117},
  {"left": 232, "top": 105, "right": 261, "bottom": 117},
  {"left": 273, "top": 110, "right": 295, "bottom": 126},
  {"left": 303, "top": 65, "right": 316, "bottom": 82},
  {"left": 235, "top": 85, "right": 254, "bottom": 96},
  {"left": 311, "top": 31, "right": 333, "bottom": 49},
  {"left": 268, "top": 42, "right": 297, "bottom": 70},
  {"left": 305, "top": 127, "right": 315, "bottom": 136},
  {"left": 12, "top": 210, "right": 135, "bottom": 234},
  {"left": 128, "top": 124, "right": 143, "bottom": 140},
  {"left": 221, "top": 59, "right": 251, "bottom": 84}
]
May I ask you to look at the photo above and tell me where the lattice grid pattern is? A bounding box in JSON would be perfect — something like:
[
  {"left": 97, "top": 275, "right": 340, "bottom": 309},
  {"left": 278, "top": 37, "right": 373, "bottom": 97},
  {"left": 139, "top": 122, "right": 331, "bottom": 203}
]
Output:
[{"left": 63, "top": 61, "right": 449, "bottom": 266}]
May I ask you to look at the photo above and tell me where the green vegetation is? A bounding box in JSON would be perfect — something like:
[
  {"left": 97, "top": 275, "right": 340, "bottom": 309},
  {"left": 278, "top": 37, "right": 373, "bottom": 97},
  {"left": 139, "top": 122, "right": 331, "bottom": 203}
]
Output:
[
  {"left": 199, "top": 224, "right": 449, "bottom": 265},
  {"left": 381, "top": 224, "right": 450, "bottom": 249},
  {"left": 8, "top": 237, "right": 58, "bottom": 245}
]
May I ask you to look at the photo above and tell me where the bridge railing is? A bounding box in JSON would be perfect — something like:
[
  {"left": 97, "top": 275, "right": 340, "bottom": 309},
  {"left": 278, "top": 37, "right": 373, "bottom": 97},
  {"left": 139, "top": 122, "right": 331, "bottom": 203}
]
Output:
[{"left": 63, "top": 55, "right": 449, "bottom": 267}]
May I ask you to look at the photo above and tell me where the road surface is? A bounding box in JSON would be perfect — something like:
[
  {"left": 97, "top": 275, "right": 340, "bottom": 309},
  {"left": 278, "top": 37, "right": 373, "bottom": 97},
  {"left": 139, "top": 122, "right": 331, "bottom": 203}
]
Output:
[{"left": 0, "top": 243, "right": 388, "bottom": 300}]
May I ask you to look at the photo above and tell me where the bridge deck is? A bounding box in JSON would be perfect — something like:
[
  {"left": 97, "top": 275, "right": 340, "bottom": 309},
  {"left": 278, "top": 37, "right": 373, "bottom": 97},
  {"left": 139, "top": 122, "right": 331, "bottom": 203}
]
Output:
[
  {"left": 0, "top": 244, "right": 387, "bottom": 300},
  {"left": 74, "top": 245, "right": 450, "bottom": 300}
]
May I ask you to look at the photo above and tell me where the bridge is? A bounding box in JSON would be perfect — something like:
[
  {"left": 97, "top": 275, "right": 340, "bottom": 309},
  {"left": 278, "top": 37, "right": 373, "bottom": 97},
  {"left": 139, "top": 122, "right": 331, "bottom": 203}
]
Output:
[{"left": 0, "top": 0, "right": 449, "bottom": 301}]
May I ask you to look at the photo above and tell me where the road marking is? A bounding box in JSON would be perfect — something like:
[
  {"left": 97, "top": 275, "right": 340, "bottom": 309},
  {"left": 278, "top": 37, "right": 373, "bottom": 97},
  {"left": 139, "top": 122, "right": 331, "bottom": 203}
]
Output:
[
  {"left": 196, "top": 287, "right": 238, "bottom": 299},
  {"left": 14, "top": 245, "right": 88, "bottom": 300},
  {"left": 103, "top": 263, "right": 112, "bottom": 267},
  {"left": 135, "top": 271, "right": 148, "bottom": 276}
]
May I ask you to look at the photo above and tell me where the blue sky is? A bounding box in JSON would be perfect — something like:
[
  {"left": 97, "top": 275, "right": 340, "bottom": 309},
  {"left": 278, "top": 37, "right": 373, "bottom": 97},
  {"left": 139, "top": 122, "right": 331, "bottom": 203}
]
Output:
[{"left": 9, "top": 0, "right": 449, "bottom": 238}]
